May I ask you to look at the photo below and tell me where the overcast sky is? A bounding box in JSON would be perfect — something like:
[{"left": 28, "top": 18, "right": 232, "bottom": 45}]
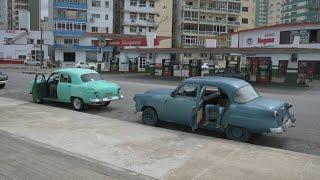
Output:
[{"left": 41, "top": 0, "right": 48, "bottom": 19}]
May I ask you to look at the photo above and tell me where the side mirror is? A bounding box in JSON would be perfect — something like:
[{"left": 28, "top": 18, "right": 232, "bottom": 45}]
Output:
[{"left": 170, "top": 91, "right": 175, "bottom": 97}]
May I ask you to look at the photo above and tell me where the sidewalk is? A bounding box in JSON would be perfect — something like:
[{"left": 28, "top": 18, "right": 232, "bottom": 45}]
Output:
[{"left": 0, "top": 97, "right": 320, "bottom": 179}]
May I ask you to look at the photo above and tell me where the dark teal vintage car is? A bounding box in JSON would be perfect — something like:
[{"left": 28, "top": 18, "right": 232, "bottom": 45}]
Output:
[{"left": 134, "top": 77, "right": 296, "bottom": 142}]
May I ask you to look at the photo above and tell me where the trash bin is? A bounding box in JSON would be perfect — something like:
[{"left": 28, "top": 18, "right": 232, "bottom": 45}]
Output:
[{"left": 97, "top": 63, "right": 101, "bottom": 73}]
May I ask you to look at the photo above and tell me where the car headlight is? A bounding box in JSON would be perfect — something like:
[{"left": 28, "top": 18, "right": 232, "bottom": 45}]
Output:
[
  {"left": 118, "top": 88, "right": 121, "bottom": 94},
  {"left": 288, "top": 103, "right": 293, "bottom": 109},
  {"left": 274, "top": 111, "right": 279, "bottom": 118}
]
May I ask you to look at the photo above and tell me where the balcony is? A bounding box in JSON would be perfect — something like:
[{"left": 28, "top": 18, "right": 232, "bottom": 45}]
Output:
[
  {"left": 199, "top": 19, "right": 226, "bottom": 25},
  {"left": 53, "top": 30, "right": 85, "bottom": 37},
  {"left": 124, "top": 5, "right": 155, "bottom": 14},
  {"left": 53, "top": 2, "right": 88, "bottom": 10},
  {"left": 123, "top": 19, "right": 158, "bottom": 27},
  {"left": 227, "top": 21, "right": 240, "bottom": 26},
  {"left": 184, "top": 5, "right": 241, "bottom": 14},
  {"left": 182, "top": 30, "right": 219, "bottom": 36}
]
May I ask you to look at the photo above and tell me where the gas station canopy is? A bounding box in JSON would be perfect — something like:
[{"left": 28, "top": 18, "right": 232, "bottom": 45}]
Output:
[{"left": 119, "top": 47, "right": 320, "bottom": 54}]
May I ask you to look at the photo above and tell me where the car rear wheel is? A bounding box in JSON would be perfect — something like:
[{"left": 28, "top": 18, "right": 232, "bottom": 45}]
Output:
[
  {"left": 90, "top": 66, "right": 95, "bottom": 70},
  {"left": 142, "top": 108, "right": 158, "bottom": 126},
  {"left": 225, "top": 125, "right": 251, "bottom": 142},
  {"left": 72, "top": 97, "right": 84, "bottom": 111}
]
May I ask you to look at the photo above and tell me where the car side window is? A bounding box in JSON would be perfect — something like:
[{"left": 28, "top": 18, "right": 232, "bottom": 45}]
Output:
[
  {"left": 48, "top": 73, "right": 60, "bottom": 83},
  {"left": 60, "top": 73, "right": 71, "bottom": 83},
  {"left": 175, "top": 84, "right": 198, "bottom": 98}
]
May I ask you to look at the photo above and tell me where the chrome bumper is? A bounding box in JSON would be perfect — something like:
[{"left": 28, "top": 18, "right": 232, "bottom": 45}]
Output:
[
  {"left": 90, "top": 95, "right": 124, "bottom": 104},
  {"left": 270, "top": 117, "right": 296, "bottom": 134},
  {"left": 0, "top": 81, "right": 7, "bottom": 84}
]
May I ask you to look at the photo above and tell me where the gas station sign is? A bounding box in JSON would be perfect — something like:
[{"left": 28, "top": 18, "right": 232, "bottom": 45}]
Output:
[{"left": 108, "top": 38, "right": 160, "bottom": 47}]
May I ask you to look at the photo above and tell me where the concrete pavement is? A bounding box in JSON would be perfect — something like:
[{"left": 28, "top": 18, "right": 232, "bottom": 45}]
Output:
[{"left": 0, "top": 97, "right": 320, "bottom": 179}]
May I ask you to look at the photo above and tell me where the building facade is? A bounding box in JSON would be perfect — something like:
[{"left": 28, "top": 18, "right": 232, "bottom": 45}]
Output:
[
  {"left": 281, "top": 0, "right": 320, "bottom": 23},
  {"left": 115, "top": 0, "right": 173, "bottom": 72},
  {"left": 0, "top": 29, "right": 53, "bottom": 62},
  {"left": 49, "top": 0, "right": 114, "bottom": 70},
  {"left": 268, "top": 0, "right": 284, "bottom": 25},
  {"left": 255, "top": 0, "right": 269, "bottom": 27},
  {"left": 229, "top": 23, "right": 320, "bottom": 84},
  {"left": 0, "top": 0, "right": 41, "bottom": 30}
]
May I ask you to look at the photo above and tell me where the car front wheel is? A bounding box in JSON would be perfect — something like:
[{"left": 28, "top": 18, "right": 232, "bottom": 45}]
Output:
[
  {"left": 225, "top": 125, "right": 251, "bottom": 142},
  {"left": 142, "top": 108, "right": 158, "bottom": 126},
  {"left": 72, "top": 97, "right": 84, "bottom": 111},
  {"left": 0, "top": 84, "right": 5, "bottom": 89}
]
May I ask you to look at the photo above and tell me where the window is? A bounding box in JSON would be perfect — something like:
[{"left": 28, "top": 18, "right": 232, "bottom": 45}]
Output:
[
  {"left": 184, "top": 53, "right": 191, "bottom": 57},
  {"left": 130, "top": 26, "right": 137, "bottom": 33},
  {"left": 280, "top": 31, "right": 291, "bottom": 44},
  {"left": 64, "top": 39, "right": 73, "bottom": 45},
  {"left": 92, "top": 1, "right": 101, "bottom": 7},
  {"left": 91, "top": 27, "right": 98, "bottom": 32},
  {"left": 242, "top": 18, "right": 248, "bottom": 24},
  {"left": 60, "top": 73, "right": 71, "bottom": 83},
  {"left": 139, "top": 0, "right": 146, "bottom": 7},
  {"left": 74, "top": 39, "right": 79, "bottom": 45},
  {"left": 81, "top": 73, "right": 103, "bottom": 82},
  {"left": 105, "top": 14, "right": 108, "bottom": 20},
  {"left": 149, "top": 0, "right": 154, "bottom": 7},
  {"left": 27, "top": 39, "right": 34, "bottom": 44},
  {"left": 242, "top": 7, "right": 248, "bottom": 12},
  {"left": 309, "top": 29, "right": 320, "bottom": 43},
  {"left": 200, "top": 53, "right": 208, "bottom": 58},
  {"left": 105, "top": 1, "right": 109, "bottom": 8},
  {"left": 92, "top": 13, "right": 100, "bottom": 18},
  {"left": 18, "top": 55, "right": 26, "bottom": 60},
  {"left": 31, "top": 50, "right": 44, "bottom": 61},
  {"left": 139, "top": 13, "right": 146, "bottom": 20},
  {"left": 130, "top": 0, "right": 137, "bottom": 6},
  {"left": 175, "top": 84, "right": 198, "bottom": 98},
  {"left": 106, "top": 27, "right": 109, "bottom": 33},
  {"left": 234, "top": 86, "right": 259, "bottom": 103},
  {"left": 37, "top": 39, "right": 44, "bottom": 44}
]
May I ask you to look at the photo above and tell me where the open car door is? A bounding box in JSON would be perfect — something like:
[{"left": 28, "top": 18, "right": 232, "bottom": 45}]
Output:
[
  {"left": 190, "top": 87, "right": 206, "bottom": 131},
  {"left": 32, "top": 74, "right": 47, "bottom": 103}
]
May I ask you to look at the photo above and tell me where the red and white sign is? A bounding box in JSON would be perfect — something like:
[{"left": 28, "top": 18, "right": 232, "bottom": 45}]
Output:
[
  {"left": 108, "top": 38, "right": 160, "bottom": 47},
  {"left": 258, "top": 37, "right": 275, "bottom": 45}
]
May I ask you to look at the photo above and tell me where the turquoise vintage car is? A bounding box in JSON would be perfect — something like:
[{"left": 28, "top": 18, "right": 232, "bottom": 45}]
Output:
[
  {"left": 134, "top": 77, "right": 296, "bottom": 142},
  {"left": 30, "top": 68, "right": 123, "bottom": 111}
]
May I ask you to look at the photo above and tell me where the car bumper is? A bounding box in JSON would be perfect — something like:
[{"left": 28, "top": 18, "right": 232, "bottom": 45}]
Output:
[
  {"left": 270, "top": 117, "right": 296, "bottom": 134},
  {"left": 0, "top": 81, "right": 7, "bottom": 85},
  {"left": 90, "top": 95, "right": 124, "bottom": 105}
]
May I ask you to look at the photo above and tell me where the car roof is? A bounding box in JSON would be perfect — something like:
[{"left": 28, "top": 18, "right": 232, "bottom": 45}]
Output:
[
  {"left": 181, "top": 76, "right": 250, "bottom": 95},
  {"left": 54, "top": 68, "right": 97, "bottom": 76}
]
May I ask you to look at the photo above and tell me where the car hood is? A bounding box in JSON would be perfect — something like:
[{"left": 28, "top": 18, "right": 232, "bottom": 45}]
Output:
[
  {"left": 245, "top": 97, "right": 286, "bottom": 111},
  {"left": 144, "top": 88, "right": 174, "bottom": 95}
]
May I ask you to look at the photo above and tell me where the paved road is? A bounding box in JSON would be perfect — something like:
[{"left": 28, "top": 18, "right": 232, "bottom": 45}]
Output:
[
  {"left": 0, "top": 130, "right": 154, "bottom": 180},
  {"left": 1, "top": 68, "right": 320, "bottom": 156}
]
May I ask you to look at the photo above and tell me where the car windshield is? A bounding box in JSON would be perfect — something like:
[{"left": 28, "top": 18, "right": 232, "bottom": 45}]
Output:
[
  {"left": 234, "top": 85, "right": 260, "bottom": 103},
  {"left": 81, "top": 73, "right": 103, "bottom": 82}
]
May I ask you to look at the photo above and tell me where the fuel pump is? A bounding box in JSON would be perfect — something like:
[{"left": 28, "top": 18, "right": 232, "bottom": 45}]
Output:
[
  {"left": 129, "top": 58, "right": 138, "bottom": 72},
  {"left": 110, "top": 58, "right": 119, "bottom": 72},
  {"left": 162, "top": 59, "right": 173, "bottom": 77},
  {"left": 189, "top": 59, "right": 202, "bottom": 77}
]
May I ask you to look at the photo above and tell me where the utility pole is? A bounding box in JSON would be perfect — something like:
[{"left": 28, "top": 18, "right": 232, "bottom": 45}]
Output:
[{"left": 40, "top": 27, "right": 43, "bottom": 69}]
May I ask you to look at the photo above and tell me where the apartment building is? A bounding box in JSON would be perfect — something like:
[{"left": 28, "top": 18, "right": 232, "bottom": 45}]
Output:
[
  {"left": 268, "top": 0, "right": 284, "bottom": 25},
  {"left": 281, "top": 0, "right": 320, "bottom": 23},
  {"left": 49, "top": 0, "right": 114, "bottom": 69},
  {"left": 115, "top": 0, "right": 173, "bottom": 72},
  {"left": 0, "top": 0, "right": 41, "bottom": 30},
  {"left": 255, "top": 0, "right": 269, "bottom": 27},
  {"left": 239, "top": 0, "right": 256, "bottom": 30}
]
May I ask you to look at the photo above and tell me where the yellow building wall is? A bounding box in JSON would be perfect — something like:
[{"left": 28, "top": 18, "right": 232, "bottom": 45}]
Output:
[
  {"left": 268, "top": 0, "right": 285, "bottom": 26},
  {"left": 155, "top": 0, "right": 173, "bottom": 48},
  {"left": 239, "top": 0, "right": 256, "bottom": 30}
]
